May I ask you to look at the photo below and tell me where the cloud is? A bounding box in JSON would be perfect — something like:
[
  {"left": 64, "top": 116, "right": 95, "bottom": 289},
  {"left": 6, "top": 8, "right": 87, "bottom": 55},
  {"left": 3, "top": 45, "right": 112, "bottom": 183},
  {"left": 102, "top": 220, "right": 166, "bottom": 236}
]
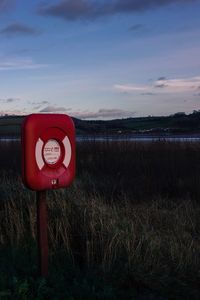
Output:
[
  {"left": 154, "top": 84, "right": 168, "bottom": 88},
  {"left": 141, "top": 92, "right": 156, "bottom": 96},
  {"left": 28, "top": 101, "right": 50, "bottom": 111},
  {"left": 0, "top": 107, "right": 135, "bottom": 119},
  {"left": 6, "top": 98, "right": 18, "bottom": 102},
  {"left": 33, "top": 105, "right": 43, "bottom": 110},
  {"left": 157, "top": 76, "right": 166, "bottom": 81},
  {"left": 0, "top": 97, "right": 19, "bottom": 103},
  {"left": 0, "top": 22, "right": 40, "bottom": 37},
  {"left": 129, "top": 24, "right": 144, "bottom": 31},
  {"left": 40, "top": 105, "right": 71, "bottom": 113},
  {"left": 39, "top": 105, "right": 135, "bottom": 119},
  {"left": 114, "top": 84, "right": 149, "bottom": 92},
  {"left": 38, "top": 0, "right": 197, "bottom": 21},
  {"left": 0, "top": 57, "right": 46, "bottom": 71},
  {"left": 38, "top": 0, "right": 92, "bottom": 21},
  {"left": 115, "top": 76, "right": 200, "bottom": 94},
  {"left": 0, "top": 0, "right": 15, "bottom": 13},
  {"left": 31, "top": 100, "right": 49, "bottom": 105},
  {"left": 0, "top": 109, "right": 26, "bottom": 116},
  {"left": 154, "top": 77, "right": 200, "bottom": 91},
  {"left": 71, "top": 108, "right": 135, "bottom": 119}
]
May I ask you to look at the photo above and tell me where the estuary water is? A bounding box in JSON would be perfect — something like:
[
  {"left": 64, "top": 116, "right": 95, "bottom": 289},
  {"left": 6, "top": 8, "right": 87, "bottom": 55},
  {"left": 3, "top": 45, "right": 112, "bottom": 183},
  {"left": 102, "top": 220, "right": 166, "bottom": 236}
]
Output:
[
  {"left": 1, "top": 135, "right": 200, "bottom": 142},
  {"left": 76, "top": 134, "right": 200, "bottom": 142}
]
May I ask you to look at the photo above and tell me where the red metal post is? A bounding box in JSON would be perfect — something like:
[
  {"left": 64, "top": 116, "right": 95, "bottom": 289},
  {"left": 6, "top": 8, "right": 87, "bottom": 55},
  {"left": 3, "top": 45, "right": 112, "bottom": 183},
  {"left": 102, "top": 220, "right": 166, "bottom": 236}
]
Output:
[{"left": 37, "top": 191, "right": 48, "bottom": 277}]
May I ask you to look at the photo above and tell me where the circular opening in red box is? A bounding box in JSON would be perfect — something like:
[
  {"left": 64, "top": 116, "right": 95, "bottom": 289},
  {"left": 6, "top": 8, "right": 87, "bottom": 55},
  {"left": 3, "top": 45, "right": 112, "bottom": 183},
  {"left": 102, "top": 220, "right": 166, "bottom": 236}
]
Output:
[{"left": 43, "top": 139, "right": 61, "bottom": 165}]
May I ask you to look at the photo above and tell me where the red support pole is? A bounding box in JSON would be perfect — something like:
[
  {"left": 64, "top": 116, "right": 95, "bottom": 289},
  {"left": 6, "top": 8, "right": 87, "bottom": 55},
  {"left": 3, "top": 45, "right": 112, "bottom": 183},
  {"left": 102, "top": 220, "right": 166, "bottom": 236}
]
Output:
[{"left": 37, "top": 191, "right": 48, "bottom": 277}]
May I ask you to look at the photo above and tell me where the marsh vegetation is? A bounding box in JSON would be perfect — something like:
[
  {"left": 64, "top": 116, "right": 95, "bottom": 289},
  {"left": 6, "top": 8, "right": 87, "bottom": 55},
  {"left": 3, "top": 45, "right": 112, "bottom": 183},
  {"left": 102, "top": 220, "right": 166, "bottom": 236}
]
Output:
[{"left": 0, "top": 140, "right": 200, "bottom": 299}]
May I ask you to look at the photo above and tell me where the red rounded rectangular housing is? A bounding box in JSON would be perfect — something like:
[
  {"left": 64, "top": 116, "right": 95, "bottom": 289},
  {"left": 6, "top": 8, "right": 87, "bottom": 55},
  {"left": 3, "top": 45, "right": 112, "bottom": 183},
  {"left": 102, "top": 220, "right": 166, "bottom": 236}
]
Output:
[{"left": 22, "top": 114, "right": 75, "bottom": 191}]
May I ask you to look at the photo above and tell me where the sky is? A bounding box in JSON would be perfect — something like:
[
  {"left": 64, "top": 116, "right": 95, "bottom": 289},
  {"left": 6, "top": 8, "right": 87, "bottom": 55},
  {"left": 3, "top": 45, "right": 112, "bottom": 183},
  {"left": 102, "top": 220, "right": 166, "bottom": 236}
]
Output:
[{"left": 0, "top": 0, "right": 200, "bottom": 120}]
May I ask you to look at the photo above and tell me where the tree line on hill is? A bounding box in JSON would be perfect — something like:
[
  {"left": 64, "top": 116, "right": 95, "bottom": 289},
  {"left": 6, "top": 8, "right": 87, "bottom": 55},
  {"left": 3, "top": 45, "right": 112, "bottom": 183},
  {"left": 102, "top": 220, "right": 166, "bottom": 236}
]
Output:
[{"left": 0, "top": 110, "right": 200, "bottom": 137}]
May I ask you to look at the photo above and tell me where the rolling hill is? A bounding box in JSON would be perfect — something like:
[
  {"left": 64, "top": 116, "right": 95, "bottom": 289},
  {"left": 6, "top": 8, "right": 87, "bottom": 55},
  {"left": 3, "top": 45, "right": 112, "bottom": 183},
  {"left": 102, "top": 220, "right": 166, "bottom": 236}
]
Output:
[{"left": 0, "top": 111, "right": 200, "bottom": 137}]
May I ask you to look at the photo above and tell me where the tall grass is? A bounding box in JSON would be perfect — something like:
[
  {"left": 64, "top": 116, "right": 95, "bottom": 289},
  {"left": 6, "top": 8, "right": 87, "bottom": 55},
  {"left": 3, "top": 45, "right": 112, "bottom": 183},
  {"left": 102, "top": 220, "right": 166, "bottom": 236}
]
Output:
[
  {"left": 2, "top": 139, "right": 200, "bottom": 200},
  {"left": 77, "top": 140, "right": 200, "bottom": 201},
  {"left": 0, "top": 140, "right": 200, "bottom": 299}
]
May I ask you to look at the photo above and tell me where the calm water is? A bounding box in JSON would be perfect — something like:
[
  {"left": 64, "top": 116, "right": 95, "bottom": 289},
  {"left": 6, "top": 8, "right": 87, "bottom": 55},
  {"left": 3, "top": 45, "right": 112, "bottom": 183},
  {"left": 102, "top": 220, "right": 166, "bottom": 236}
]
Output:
[
  {"left": 76, "top": 135, "right": 200, "bottom": 142},
  {"left": 1, "top": 135, "right": 200, "bottom": 142}
]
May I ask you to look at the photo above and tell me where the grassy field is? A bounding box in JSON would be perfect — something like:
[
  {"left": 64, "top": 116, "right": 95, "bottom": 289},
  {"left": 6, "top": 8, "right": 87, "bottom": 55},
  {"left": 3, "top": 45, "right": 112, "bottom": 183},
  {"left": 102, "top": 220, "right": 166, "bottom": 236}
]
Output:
[{"left": 0, "top": 140, "right": 200, "bottom": 299}]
